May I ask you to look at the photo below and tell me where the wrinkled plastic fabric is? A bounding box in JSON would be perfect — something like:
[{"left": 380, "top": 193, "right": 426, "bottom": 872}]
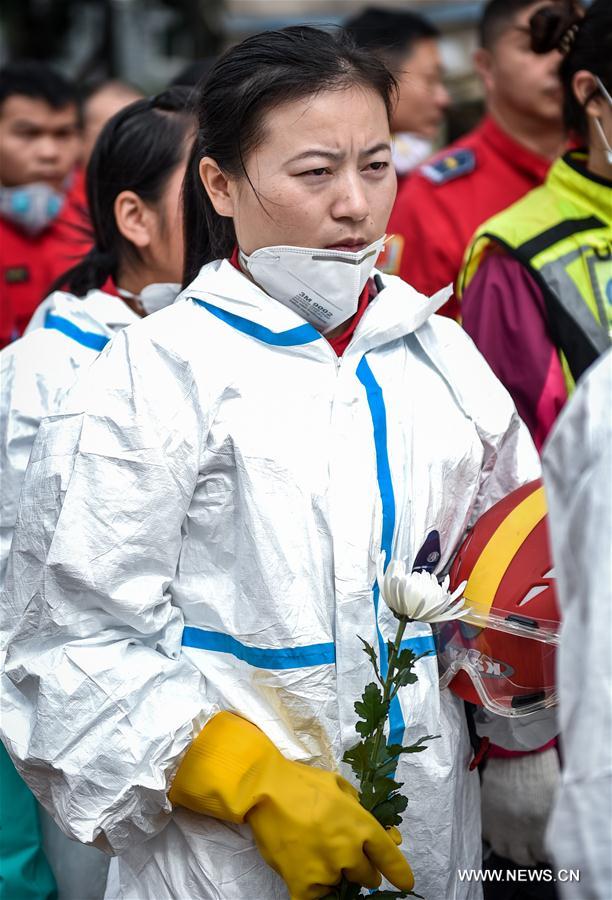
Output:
[
  {"left": 2, "top": 260, "right": 546, "bottom": 899},
  {"left": 543, "top": 349, "right": 612, "bottom": 899},
  {"left": 0, "top": 289, "right": 139, "bottom": 587}
]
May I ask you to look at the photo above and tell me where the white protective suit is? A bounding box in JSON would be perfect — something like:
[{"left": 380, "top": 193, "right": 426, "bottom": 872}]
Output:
[
  {"left": 1, "top": 260, "right": 554, "bottom": 900},
  {"left": 543, "top": 349, "right": 612, "bottom": 899},
  {"left": 0, "top": 287, "right": 146, "bottom": 899},
  {"left": 0, "top": 288, "right": 140, "bottom": 587}
]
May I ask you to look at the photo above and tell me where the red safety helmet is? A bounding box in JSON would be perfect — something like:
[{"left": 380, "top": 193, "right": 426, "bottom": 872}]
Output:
[{"left": 434, "top": 480, "right": 560, "bottom": 716}]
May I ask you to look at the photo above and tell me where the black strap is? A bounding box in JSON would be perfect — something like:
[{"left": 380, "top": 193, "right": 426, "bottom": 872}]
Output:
[
  {"left": 465, "top": 701, "right": 490, "bottom": 772},
  {"left": 480, "top": 233, "right": 604, "bottom": 382},
  {"left": 517, "top": 215, "right": 606, "bottom": 261}
]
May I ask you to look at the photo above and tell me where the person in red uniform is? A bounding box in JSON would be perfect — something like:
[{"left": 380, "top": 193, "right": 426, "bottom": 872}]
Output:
[
  {"left": 380, "top": 0, "right": 570, "bottom": 319},
  {"left": 0, "top": 61, "right": 87, "bottom": 347},
  {"left": 344, "top": 7, "right": 450, "bottom": 188}
]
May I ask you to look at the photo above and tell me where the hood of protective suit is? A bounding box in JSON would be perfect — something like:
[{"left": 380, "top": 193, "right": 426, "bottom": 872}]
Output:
[
  {"left": 25, "top": 287, "right": 140, "bottom": 338},
  {"left": 182, "top": 257, "right": 454, "bottom": 352}
]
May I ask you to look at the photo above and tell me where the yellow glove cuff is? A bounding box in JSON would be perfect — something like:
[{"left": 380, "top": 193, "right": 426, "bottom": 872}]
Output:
[{"left": 168, "top": 712, "right": 279, "bottom": 822}]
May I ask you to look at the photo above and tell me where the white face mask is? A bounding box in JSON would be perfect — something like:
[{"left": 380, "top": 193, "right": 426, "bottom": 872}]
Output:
[
  {"left": 117, "top": 282, "right": 181, "bottom": 315},
  {"left": 392, "top": 133, "right": 434, "bottom": 176},
  {"left": 238, "top": 236, "right": 386, "bottom": 334},
  {"left": 593, "top": 77, "right": 612, "bottom": 166}
]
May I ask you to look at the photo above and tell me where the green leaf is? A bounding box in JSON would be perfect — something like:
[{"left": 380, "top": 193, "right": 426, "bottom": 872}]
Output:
[
  {"left": 384, "top": 743, "right": 405, "bottom": 759},
  {"left": 395, "top": 669, "right": 419, "bottom": 688},
  {"left": 370, "top": 734, "right": 441, "bottom": 779},
  {"left": 354, "top": 683, "right": 388, "bottom": 738},
  {"left": 376, "top": 757, "right": 401, "bottom": 779},
  {"left": 358, "top": 636, "right": 382, "bottom": 684},
  {"left": 394, "top": 647, "right": 417, "bottom": 671},
  {"left": 360, "top": 775, "right": 403, "bottom": 812},
  {"left": 373, "top": 737, "right": 395, "bottom": 765},
  {"left": 372, "top": 792, "right": 409, "bottom": 827},
  {"left": 401, "top": 734, "right": 440, "bottom": 753},
  {"left": 343, "top": 741, "right": 370, "bottom": 779},
  {"left": 371, "top": 738, "right": 403, "bottom": 778}
]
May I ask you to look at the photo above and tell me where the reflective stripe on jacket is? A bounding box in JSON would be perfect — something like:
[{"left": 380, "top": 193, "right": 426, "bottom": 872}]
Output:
[{"left": 459, "top": 152, "right": 612, "bottom": 390}]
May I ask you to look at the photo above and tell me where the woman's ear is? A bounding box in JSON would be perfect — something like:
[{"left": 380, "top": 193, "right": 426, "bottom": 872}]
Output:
[
  {"left": 114, "top": 190, "right": 154, "bottom": 249},
  {"left": 572, "top": 70, "right": 605, "bottom": 119},
  {"left": 199, "top": 157, "right": 235, "bottom": 218}
]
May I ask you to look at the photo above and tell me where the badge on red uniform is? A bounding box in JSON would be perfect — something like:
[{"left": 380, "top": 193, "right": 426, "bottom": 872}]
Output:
[
  {"left": 421, "top": 148, "right": 476, "bottom": 185},
  {"left": 3, "top": 265, "right": 30, "bottom": 284}
]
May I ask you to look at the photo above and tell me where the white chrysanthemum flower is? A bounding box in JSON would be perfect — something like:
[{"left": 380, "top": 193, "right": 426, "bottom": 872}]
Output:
[{"left": 377, "top": 552, "right": 469, "bottom": 623}]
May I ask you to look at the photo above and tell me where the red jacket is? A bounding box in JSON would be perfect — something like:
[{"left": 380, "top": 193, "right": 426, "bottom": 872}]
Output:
[
  {"left": 379, "top": 117, "right": 553, "bottom": 319},
  {"left": 0, "top": 177, "right": 90, "bottom": 347}
]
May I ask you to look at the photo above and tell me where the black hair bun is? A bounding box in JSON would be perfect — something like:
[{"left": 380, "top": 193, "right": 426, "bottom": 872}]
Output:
[{"left": 529, "top": 2, "right": 582, "bottom": 56}]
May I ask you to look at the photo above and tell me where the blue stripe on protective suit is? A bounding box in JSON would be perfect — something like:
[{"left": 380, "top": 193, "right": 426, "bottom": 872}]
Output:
[
  {"left": 193, "top": 299, "right": 320, "bottom": 347},
  {"left": 182, "top": 625, "right": 335, "bottom": 670},
  {"left": 356, "top": 355, "right": 406, "bottom": 746},
  {"left": 401, "top": 635, "right": 436, "bottom": 657},
  {"left": 44, "top": 311, "right": 110, "bottom": 352}
]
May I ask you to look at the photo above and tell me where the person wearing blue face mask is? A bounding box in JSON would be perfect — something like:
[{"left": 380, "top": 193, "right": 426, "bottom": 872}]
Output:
[{"left": 0, "top": 61, "right": 87, "bottom": 347}]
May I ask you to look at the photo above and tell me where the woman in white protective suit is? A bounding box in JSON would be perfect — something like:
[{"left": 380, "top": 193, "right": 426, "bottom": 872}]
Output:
[
  {"left": 0, "top": 86, "right": 195, "bottom": 587},
  {"left": 1, "top": 28, "right": 557, "bottom": 900},
  {"left": 0, "top": 86, "right": 194, "bottom": 900}
]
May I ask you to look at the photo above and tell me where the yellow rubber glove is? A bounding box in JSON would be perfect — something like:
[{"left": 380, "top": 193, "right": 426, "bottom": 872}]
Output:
[{"left": 169, "top": 712, "right": 414, "bottom": 900}]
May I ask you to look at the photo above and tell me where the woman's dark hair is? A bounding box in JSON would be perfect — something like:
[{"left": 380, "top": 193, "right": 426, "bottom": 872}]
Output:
[
  {"left": 183, "top": 26, "right": 397, "bottom": 286},
  {"left": 54, "top": 86, "right": 194, "bottom": 297},
  {"left": 530, "top": 0, "right": 612, "bottom": 139}
]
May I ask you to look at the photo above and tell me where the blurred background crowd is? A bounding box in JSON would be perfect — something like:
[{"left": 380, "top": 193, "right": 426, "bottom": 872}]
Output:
[
  {"left": 0, "top": 0, "right": 592, "bottom": 347},
  {"left": 0, "top": 0, "right": 490, "bottom": 132}
]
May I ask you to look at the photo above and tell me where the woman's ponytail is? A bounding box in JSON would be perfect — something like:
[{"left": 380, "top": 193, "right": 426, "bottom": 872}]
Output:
[{"left": 49, "top": 246, "right": 118, "bottom": 296}]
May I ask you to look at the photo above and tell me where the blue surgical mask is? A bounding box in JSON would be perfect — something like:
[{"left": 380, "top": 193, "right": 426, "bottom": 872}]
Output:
[{"left": 0, "top": 182, "right": 65, "bottom": 235}]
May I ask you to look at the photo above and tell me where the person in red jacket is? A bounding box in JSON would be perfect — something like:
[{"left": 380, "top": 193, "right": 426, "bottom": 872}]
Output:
[
  {"left": 380, "top": 0, "right": 571, "bottom": 319},
  {"left": 0, "top": 61, "right": 87, "bottom": 347}
]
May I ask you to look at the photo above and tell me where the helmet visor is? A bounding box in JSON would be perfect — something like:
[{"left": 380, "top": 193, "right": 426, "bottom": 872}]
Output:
[{"left": 433, "top": 611, "right": 558, "bottom": 717}]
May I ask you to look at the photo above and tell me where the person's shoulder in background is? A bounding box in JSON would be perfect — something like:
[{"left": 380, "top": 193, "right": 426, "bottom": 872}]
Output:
[{"left": 380, "top": 121, "right": 488, "bottom": 310}]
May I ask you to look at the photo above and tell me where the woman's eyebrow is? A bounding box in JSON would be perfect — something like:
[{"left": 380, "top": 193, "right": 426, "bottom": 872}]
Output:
[
  {"left": 287, "top": 142, "right": 391, "bottom": 164},
  {"left": 287, "top": 148, "right": 344, "bottom": 163},
  {"left": 361, "top": 142, "right": 392, "bottom": 157}
]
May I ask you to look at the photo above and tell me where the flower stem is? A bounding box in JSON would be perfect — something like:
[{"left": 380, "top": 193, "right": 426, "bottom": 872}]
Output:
[
  {"left": 387, "top": 617, "right": 408, "bottom": 686},
  {"left": 363, "top": 617, "right": 407, "bottom": 787}
]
